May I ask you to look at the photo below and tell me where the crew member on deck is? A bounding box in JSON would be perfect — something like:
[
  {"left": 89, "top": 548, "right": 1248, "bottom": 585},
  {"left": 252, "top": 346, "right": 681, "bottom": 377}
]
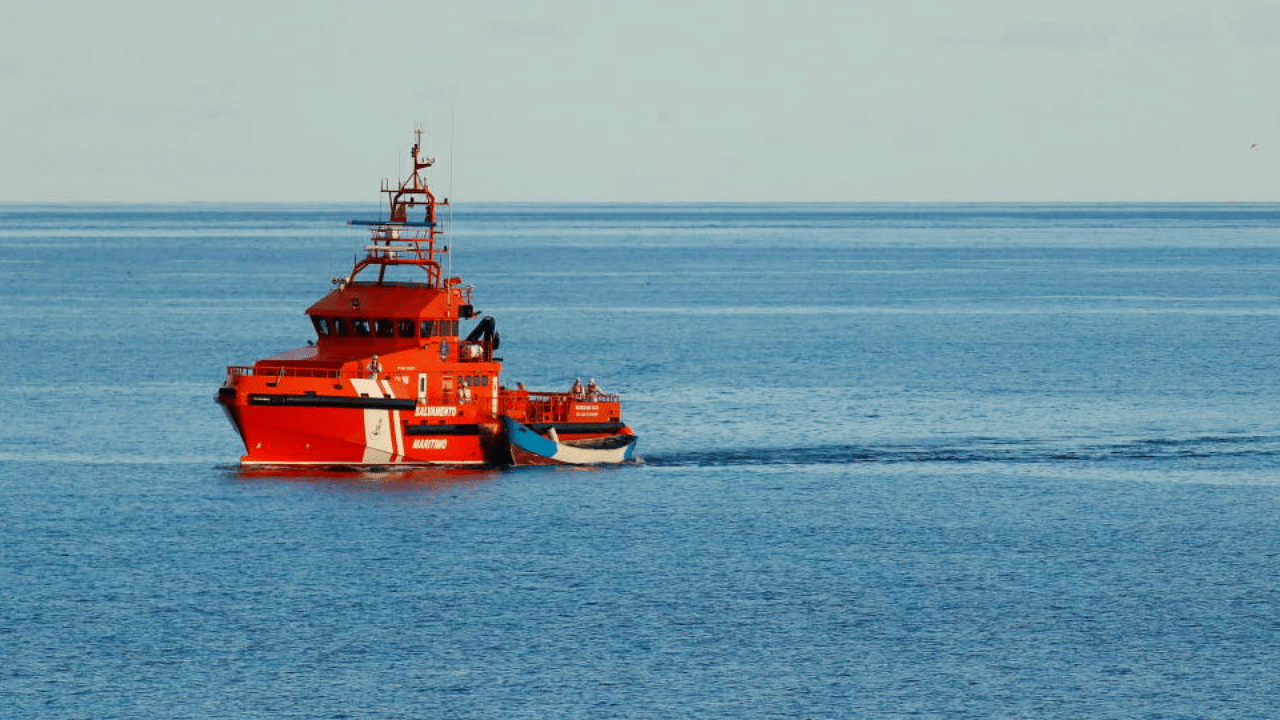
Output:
[
  {"left": 571, "top": 377, "right": 585, "bottom": 399},
  {"left": 587, "top": 378, "right": 600, "bottom": 398}
]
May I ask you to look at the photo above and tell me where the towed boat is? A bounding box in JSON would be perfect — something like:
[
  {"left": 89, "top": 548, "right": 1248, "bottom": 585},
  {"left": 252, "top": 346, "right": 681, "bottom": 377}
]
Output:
[
  {"left": 216, "top": 131, "right": 637, "bottom": 468},
  {"left": 503, "top": 415, "right": 639, "bottom": 466}
]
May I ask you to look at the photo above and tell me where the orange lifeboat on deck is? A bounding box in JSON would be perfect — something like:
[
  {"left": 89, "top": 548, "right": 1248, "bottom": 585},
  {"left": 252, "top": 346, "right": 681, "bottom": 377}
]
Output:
[{"left": 216, "top": 131, "right": 637, "bottom": 467}]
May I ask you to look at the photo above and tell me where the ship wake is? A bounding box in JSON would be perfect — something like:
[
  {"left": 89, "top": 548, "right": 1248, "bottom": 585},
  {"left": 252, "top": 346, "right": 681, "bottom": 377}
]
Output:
[{"left": 642, "top": 434, "right": 1280, "bottom": 469}]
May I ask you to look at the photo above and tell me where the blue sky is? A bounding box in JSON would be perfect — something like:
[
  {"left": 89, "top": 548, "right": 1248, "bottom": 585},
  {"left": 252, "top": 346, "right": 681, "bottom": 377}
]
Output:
[{"left": 3, "top": 0, "right": 1279, "bottom": 202}]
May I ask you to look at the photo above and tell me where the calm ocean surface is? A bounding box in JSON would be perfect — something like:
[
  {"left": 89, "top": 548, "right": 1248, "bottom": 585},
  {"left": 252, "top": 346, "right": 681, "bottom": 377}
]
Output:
[{"left": 2, "top": 202, "right": 1280, "bottom": 718}]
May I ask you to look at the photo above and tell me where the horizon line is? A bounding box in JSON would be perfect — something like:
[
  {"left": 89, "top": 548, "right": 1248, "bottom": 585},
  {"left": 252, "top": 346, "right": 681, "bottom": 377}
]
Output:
[{"left": 3, "top": 198, "right": 1279, "bottom": 206}]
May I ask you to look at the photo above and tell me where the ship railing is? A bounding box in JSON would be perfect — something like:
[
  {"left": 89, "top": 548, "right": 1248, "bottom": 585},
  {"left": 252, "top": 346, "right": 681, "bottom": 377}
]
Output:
[
  {"left": 226, "top": 366, "right": 343, "bottom": 379},
  {"left": 363, "top": 244, "right": 437, "bottom": 261}
]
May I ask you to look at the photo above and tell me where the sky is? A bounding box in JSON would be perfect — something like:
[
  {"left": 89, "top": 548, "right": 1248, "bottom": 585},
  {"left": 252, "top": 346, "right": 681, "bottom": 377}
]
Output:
[{"left": 3, "top": 0, "right": 1279, "bottom": 202}]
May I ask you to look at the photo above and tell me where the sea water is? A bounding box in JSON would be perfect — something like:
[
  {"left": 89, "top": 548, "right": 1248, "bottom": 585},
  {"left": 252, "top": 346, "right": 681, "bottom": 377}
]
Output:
[{"left": 2, "top": 203, "right": 1279, "bottom": 718}]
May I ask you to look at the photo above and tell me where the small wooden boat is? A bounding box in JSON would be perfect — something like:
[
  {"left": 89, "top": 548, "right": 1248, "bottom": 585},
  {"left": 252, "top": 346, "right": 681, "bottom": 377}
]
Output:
[{"left": 502, "top": 416, "right": 638, "bottom": 466}]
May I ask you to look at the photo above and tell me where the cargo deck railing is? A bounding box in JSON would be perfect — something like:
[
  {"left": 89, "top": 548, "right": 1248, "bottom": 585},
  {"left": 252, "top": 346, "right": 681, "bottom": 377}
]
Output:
[
  {"left": 518, "top": 391, "right": 622, "bottom": 424},
  {"left": 522, "top": 391, "right": 621, "bottom": 404}
]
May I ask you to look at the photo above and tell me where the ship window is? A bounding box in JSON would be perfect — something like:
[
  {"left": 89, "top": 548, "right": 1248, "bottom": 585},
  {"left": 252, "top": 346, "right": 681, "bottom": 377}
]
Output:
[
  {"left": 353, "top": 318, "right": 371, "bottom": 337},
  {"left": 448, "top": 320, "right": 459, "bottom": 337},
  {"left": 397, "top": 319, "right": 415, "bottom": 337},
  {"left": 421, "top": 320, "right": 436, "bottom": 337},
  {"left": 331, "top": 318, "right": 349, "bottom": 336},
  {"left": 374, "top": 319, "right": 395, "bottom": 337},
  {"left": 313, "top": 317, "right": 330, "bottom": 336}
]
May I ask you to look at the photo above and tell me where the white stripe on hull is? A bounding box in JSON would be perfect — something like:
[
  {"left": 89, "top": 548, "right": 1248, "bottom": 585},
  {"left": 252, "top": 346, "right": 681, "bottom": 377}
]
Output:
[
  {"left": 351, "top": 378, "right": 396, "bottom": 464},
  {"left": 381, "top": 379, "right": 405, "bottom": 461}
]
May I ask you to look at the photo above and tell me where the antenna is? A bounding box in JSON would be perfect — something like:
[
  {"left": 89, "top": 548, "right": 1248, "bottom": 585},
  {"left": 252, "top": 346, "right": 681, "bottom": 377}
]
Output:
[
  {"left": 448, "top": 101, "right": 456, "bottom": 203},
  {"left": 448, "top": 102, "right": 456, "bottom": 245}
]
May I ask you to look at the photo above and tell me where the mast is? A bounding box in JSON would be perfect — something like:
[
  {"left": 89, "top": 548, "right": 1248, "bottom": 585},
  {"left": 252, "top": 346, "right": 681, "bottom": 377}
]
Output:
[{"left": 347, "top": 129, "right": 452, "bottom": 287}]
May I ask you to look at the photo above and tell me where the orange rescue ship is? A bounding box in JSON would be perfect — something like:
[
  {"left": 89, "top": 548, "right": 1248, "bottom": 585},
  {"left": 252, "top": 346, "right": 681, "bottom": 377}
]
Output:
[{"left": 216, "top": 131, "right": 637, "bottom": 467}]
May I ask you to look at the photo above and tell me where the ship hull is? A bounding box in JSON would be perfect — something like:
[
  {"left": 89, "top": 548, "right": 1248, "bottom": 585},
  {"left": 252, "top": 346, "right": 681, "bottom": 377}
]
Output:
[
  {"left": 218, "top": 376, "right": 634, "bottom": 469},
  {"left": 218, "top": 380, "right": 503, "bottom": 467}
]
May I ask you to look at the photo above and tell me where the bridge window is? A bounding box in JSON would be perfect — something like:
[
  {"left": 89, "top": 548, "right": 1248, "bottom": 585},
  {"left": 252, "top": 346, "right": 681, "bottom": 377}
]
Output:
[
  {"left": 397, "top": 319, "right": 415, "bottom": 337},
  {"left": 353, "top": 318, "right": 371, "bottom": 337},
  {"left": 331, "top": 318, "right": 349, "bottom": 336},
  {"left": 374, "top": 319, "right": 395, "bottom": 337},
  {"left": 418, "top": 320, "right": 460, "bottom": 337},
  {"left": 313, "top": 317, "right": 330, "bottom": 336}
]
